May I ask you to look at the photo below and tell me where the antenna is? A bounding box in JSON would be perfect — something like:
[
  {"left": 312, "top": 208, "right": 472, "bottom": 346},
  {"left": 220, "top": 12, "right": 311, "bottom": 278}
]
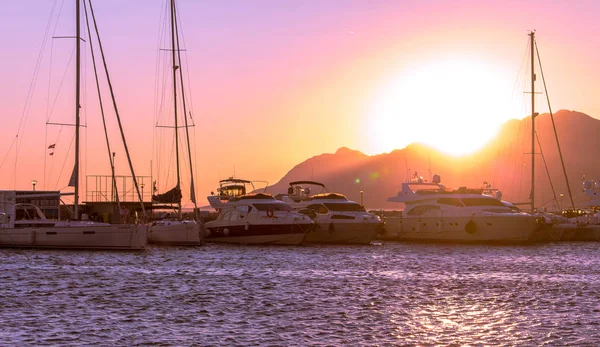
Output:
[
  {"left": 404, "top": 154, "right": 410, "bottom": 182},
  {"left": 428, "top": 152, "right": 432, "bottom": 182}
]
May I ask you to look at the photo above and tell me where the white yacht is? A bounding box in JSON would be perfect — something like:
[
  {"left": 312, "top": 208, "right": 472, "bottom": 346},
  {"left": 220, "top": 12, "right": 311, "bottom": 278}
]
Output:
[
  {"left": 281, "top": 181, "right": 382, "bottom": 244},
  {"left": 0, "top": 192, "right": 147, "bottom": 250},
  {"left": 385, "top": 174, "right": 541, "bottom": 243},
  {"left": 205, "top": 191, "right": 313, "bottom": 245}
]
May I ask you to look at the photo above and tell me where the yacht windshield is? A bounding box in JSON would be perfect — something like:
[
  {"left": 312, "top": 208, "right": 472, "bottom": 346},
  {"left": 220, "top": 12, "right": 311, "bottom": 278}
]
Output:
[
  {"left": 323, "top": 203, "right": 365, "bottom": 212},
  {"left": 253, "top": 203, "right": 294, "bottom": 212}
]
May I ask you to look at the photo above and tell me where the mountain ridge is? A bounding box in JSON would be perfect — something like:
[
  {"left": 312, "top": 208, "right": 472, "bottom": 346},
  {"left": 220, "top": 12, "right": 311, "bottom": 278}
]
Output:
[{"left": 268, "top": 110, "right": 599, "bottom": 209}]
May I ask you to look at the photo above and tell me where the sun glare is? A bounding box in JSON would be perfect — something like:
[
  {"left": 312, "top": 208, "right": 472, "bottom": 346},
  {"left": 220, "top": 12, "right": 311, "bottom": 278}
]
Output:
[{"left": 366, "top": 58, "right": 521, "bottom": 156}]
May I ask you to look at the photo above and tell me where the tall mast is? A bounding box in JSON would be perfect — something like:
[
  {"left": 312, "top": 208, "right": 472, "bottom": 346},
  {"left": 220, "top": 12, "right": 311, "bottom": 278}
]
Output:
[
  {"left": 529, "top": 31, "right": 536, "bottom": 212},
  {"left": 170, "top": 0, "right": 182, "bottom": 217},
  {"left": 74, "top": 0, "right": 81, "bottom": 219}
]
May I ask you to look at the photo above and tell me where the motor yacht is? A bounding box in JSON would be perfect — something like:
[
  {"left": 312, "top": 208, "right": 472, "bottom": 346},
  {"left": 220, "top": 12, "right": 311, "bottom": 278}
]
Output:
[
  {"left": 281, "top": 181, "right": 382, "bottom": 244},
  {"left": 385, "top": 174, "right": 541, "bottom": 243},
  {"left": 205, "top": 191, "right": 313, "bottom": 245}
]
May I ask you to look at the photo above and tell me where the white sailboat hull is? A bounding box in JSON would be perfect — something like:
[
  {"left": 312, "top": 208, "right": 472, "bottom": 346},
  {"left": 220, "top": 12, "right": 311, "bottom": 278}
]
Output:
[
  {"left": 384, "top": 214, "right": 538, "bottom": 243},
  {"left": 148, "top": 221, "right": 203, "bottom": 246},
  {"left": 0, "top": 224, "right": 147, "bottom": 250}
]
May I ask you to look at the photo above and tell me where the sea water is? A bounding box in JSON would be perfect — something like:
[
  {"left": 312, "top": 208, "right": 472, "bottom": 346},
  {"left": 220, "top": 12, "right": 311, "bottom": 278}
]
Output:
[{"left": 1, "top": 242, "right": 600, "bottom": 345}]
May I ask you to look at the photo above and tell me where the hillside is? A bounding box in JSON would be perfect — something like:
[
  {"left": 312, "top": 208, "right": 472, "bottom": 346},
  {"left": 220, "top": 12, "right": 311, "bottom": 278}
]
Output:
[{"left": 268, "top": 110, "right": 599, "bottom": 209}]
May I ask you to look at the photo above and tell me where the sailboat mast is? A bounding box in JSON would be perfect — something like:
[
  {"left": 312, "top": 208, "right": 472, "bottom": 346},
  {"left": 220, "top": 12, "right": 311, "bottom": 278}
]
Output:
[
  {"left": 529, "top": 31, "right": 536, "bottom": 212},
  {"left": 74, "top": 0, "right": 81, "bottom": 219},
  {"left": 170, "top": 0, "right": 182, "bottom": 216},
  {"left": 172, "top": 2, "right": 199, "bottom": 215}
]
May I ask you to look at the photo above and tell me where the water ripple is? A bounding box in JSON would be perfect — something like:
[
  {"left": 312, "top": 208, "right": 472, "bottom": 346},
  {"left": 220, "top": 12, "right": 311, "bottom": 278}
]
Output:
[{"left": 1, "top": 243, "right": 600, "bottom": 345}]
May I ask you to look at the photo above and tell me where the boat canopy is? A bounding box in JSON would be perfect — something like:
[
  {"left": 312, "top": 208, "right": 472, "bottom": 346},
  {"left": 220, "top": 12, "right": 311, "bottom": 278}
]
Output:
[
  {"left": 230, "top": 193, "right": 275, "bottom": 201},
  {"left": 311, "top": 193, "right": 347, "bottom": 200},
  {"left": 289, "top": 180, "right": 325, "bottom": 188}
]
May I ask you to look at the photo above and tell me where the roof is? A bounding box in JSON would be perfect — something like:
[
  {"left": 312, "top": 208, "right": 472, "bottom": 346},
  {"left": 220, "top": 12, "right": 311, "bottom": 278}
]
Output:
[
  {"left": 289, "top": 180, "right": 326, "bottom": 188},
  {"left": 220, "top": 178, "right": 251, "bottom": 184},
  {"left": 230, "top": 193, "right": 275, "bottom": 201}
]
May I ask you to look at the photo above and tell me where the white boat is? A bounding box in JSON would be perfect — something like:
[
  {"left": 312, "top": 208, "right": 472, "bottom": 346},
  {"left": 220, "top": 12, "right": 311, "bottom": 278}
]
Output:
[
  {"left": 0, "top": 0, "right": 148, "bottom": 250},
  {"left": 281, "top": 181, "right": 382, "bottom": 244},
  {"left": 148, "top": 0, "right": 203, "bottom": 246},
  {"left": 205, "top": 191, "right": 313, "bottom": 245},
  {"left": 385, "top": 174, "right": 541, "bottom": 243},
  {"left": 0, "top": 197, "right": 147, "bottom": 250}
]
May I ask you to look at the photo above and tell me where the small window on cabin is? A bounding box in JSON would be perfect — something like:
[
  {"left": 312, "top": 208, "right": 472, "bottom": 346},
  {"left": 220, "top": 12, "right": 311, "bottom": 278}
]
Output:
[
  {"left": 307, "top": 204, "right": 328, "bottom": 214},
  {"left": 437, "top": 198, "right": 464, "bottom": 207},
  {"left": 406, "top": 205, "right": 440, "bottom": 216},
  {"left": 324, "top": 203, "right": 365, "bottom": 212},
  {"left": 253, "top": 203, "right": 294, "bottom": 212},
  {"left": 461, "top": 198, "right": 505, "bottom": 207}
]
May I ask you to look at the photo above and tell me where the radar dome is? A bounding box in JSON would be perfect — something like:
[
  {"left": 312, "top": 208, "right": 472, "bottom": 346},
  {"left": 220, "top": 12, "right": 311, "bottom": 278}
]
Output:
[
  {"left": 432, "top": 174, "right": 441, "bottom": 184},
  {"left": 583, "top": 181, "right": 593, "bottom": 190}
]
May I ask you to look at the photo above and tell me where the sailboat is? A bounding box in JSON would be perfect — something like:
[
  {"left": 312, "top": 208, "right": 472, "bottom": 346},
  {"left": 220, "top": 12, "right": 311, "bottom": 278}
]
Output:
[
  {"left": 0, "top": 0, "right": 147, "bottom": 250},
  {"left": 521, "top": 32, "right": 600, "bottom": 241},
  {"left": 148, "top": 0, "right": 203, "bottom": 246}
]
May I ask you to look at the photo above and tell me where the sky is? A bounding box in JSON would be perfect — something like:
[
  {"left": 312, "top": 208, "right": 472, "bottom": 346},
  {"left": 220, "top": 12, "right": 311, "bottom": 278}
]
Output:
[{"left": 1, "top": 0, "right": 600, "bottom": 208}]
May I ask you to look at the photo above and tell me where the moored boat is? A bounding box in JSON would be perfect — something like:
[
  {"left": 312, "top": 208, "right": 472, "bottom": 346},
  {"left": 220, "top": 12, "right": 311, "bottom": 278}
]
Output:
[
  {"left": 386, "top": 174, "right": 541, "bottom": 243},
  {"left": 281, "top": 181, "right": 382, "bottom": 244},
  {"left": 205, "top": 191, "right": 313, "bottom": 245}
]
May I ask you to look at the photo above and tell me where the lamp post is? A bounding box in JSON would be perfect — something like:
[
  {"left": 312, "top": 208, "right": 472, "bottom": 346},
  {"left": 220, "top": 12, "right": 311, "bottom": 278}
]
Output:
[
  {"left": 360, "top": 190, "right": 364, "bottom": 207},
  {"left": 31, "top": 180, "right": 37, "bottom": 191},
  {"left": 140, "top": 183, "right": 145, "bottom": 202},
  {"left": 560, "top": 193, "right": 564, "bottom": 211}
]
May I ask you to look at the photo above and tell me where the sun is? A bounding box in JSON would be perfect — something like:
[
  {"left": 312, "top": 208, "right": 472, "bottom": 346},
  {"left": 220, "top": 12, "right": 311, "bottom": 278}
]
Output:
[{"left": 366, "top": 57, "right": 521, "bottom": 156}]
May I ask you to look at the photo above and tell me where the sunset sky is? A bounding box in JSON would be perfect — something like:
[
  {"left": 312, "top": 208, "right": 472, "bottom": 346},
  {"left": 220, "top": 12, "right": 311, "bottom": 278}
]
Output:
[{"left": 1, "top": 0, "right": 600, "bottom": 207}]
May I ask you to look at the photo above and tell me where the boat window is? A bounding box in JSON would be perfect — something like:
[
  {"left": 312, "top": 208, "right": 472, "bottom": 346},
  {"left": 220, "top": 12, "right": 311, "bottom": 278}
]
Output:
[
  {"left": 222, "top": 211, "right": 240, "bottom": 221},
  {"left": 406, "top": 205, "right": 440, "bottom": 216},
  {"left": 307, "top": 204, "right": 328, "bottom": 214},
  {"left": 460, "top": 198, "right": 505, "bottom": 207},
  {"left": 323, "top": 203, "right": 366, "bottom": 212},
  {"left": 253, "top": 203, "right": 294, "bottom": 212},
  {"left": 437, "top": 198, "right": 464, "bottom": 207}
]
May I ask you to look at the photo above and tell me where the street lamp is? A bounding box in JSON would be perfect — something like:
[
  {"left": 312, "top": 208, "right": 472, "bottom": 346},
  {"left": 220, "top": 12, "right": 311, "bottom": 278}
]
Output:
[
  {"left": 360, "top": 190, "right": 364, "bottom": 207},
  {"left": 560, "top": 193, "right": 564, "bottom": 211},
  {"left": 31, "top": 180, "right": 37, "bottom": 191},
  {"left": 140, "top": 183, "right": 145, "bottom": 202}
]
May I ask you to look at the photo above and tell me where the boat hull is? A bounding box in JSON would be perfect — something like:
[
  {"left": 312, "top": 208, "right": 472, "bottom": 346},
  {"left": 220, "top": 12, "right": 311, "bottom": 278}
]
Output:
[
  {"left": 148, "top": 221, "right": 203, "bottom": 246},
  {"left": 205, "top": 223, "right": 310, "bottom": 245},
  {"left": 304, "top": 222, "right": 379, "bottom": 244},
  {"left": 0, "top": 224, "right": 148, "bottom": 250},
  {"left": 384, "top": 214, "right": 539, "bottom": 243}
]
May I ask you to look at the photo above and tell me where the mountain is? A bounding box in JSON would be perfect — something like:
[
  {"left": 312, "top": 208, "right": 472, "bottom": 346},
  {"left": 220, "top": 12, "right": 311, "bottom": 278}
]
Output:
[{"left": 268, "top": 110, "right": 598, "bottom": 210}]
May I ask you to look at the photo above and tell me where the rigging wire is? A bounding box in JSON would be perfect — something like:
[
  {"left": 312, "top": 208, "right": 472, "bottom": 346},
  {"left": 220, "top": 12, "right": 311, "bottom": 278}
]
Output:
[
  {"left": 173, "top": 1, "right": 198, "bottom": 209},
  {"left": 10, "top": 0, "right": 60, "bottom": 188},
  {"left": 87, "top": 0, "right": 146, "bottom": 216},
  {"left": 535, "top": 130, "right": 558, "bottom": 208},
  {"left": 82, "top": 0, "right": 120, "bottom": 205},
  {"left": 535, "top": 40, "right": 575, "bottom": 209}
]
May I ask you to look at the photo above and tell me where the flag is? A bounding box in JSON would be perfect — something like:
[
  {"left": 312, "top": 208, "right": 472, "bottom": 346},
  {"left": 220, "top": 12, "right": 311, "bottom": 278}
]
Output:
[
  {"left": 49, "top": 152, "right": 54, "bottom": 156},
  {"left": 48, "top": 144, "right": 56, "bottom": 149},
  {"left": 68, "top": 166, "right": 78, "bottom": 187}
]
